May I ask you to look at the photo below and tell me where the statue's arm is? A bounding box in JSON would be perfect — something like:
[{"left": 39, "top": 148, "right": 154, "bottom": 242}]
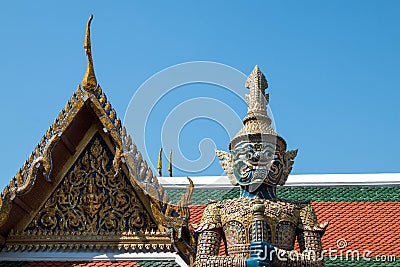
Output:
[
  {"left": 193, "top": 202, "right": 247, "bottom": 267},
  {"left": 195, "top": 229, "right": 247, "bottom": 267},
  {"left": 272, "top": 203, "right": 328, "bottom": 267}
]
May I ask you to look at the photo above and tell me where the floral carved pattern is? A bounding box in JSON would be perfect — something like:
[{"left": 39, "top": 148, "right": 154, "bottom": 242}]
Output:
[{"left": 27, "top": 134, "right": 153, "bottom": 233}]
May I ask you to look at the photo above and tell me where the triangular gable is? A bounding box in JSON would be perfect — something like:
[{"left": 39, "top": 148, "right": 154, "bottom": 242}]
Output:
[
  {"left": 0, "top": 17, "right": 182, "bottom": 255},
  {"left": 0, "top": 80, "right": 174, "bottom": 252}
]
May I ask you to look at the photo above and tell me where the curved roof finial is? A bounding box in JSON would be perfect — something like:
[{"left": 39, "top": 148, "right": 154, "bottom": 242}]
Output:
[
  {"left": 168, "top": 149, "right": 173, "bottom": 177},
  {"left": 81, "top": 14, "right": 97, "bottom": 91},
  {"left": 157, "top": 147, "right": 163, "bottom": 176}
]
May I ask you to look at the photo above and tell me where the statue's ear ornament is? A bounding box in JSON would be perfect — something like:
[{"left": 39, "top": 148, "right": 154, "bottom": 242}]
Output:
[
  {"left": 215, "top": 150, "right": 238, "bottom": 186},
  {"left": 277, "top": 149, "right": 298, "bottom": 186}
]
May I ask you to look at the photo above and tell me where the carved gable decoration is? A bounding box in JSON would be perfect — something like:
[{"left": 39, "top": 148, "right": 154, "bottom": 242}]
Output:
[
  {"left": 5, "top": 134, "right": 172, "bottom": 252},
  {"left": 29, "top": 133, "right": 155, "bottom": 233}
]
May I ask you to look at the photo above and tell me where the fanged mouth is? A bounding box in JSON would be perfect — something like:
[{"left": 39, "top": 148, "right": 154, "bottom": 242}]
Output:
[
  {"left": 252, "top": 165, "right": 268, "bottom": 170},
  {"left": 248, "top": 160, "right": 269, "bottom": 166},
  {"left": 242, "top": 161, "right": 270, "bottom": 172}
]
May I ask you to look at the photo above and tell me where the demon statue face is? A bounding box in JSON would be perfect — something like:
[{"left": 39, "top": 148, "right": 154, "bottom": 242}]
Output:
[
  {"left": 232, "top": 141, "right": 278, "bottom": 186},
  {"left": 216, "top": 66, "right": 297, "bottom": 190},
  {"left": 233, "top": 139, "right": 286, "bottom": 188},
  {"left": 217, "top": 138, "right": 297, "bottom": 190}
]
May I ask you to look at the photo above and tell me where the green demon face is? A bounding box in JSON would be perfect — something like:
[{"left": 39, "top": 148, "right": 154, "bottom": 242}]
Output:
[{"left": 231, "top": 141, "right": 284, "bottom": 189}]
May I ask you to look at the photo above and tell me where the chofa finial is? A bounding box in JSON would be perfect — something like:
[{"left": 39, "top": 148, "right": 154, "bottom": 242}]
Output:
[
  {"left": 168, "top": 150, "right": 173, "bottom": 177},
  {"left": 81, "top": 14, "right": 97, "bottom": 91},
  {"left": 157, "top": 147, "right": 163, "bottom": 176}
]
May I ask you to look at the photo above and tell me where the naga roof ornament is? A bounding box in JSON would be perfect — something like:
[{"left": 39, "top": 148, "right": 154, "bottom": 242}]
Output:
[{"left": 81, "top": 14, "right": 98, "bottom": 91}]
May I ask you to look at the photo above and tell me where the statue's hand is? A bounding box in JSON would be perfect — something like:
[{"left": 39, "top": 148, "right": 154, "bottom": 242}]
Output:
[
  {"left": 246, "top": 258, "right": 270, "bottom": 267},
  {"left": 246, "top": 241, "right": 275, "bottom": 267}
]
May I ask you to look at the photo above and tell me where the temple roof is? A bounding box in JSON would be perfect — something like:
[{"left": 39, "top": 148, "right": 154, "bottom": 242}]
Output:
[
  {"left": 182, "top": 181, "right": 400, "bottom": 266},
  {"left": 0, "top": 16, "right": 190, "bottom": 266},
  {"left": 160, "top": 175, "right": 400, "bottom": 266}
]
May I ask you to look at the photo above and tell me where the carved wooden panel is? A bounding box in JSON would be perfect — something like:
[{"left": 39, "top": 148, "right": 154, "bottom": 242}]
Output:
[{"left": 25, "top": 133, "right": 154, "bottom": 234}]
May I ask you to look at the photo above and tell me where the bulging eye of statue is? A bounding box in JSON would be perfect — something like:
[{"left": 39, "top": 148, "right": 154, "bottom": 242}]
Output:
[{"left": 262, "top": 144, "right": 276, "bottom": 159}]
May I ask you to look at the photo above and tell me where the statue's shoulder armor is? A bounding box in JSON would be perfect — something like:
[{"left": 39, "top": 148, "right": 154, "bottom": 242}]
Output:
[{"left": 192, "top": 200, "right": 223, "bottom": 233}]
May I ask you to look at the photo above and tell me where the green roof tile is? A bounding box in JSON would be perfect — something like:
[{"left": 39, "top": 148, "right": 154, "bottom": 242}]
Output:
[
  {"left": 278, "top": 186, "right": 400, "bottom": 202},
  {"left": 166, "top": 186, "right": 400, "bottom": 204}
]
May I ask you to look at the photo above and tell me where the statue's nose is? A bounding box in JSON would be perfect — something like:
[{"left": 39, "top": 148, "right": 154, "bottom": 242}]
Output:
[{"left": 252, "top": 152, "right": 260, "bottom": 162}]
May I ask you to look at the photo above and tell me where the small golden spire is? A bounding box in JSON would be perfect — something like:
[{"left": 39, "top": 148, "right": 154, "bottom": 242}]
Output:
[
  {"left": 157, "top": 147, "right": 163, "bottom": 176},
  {"left": 81, "top": 14, "right": 97, "bottom": 91},
  {"left": 168, "top": 149, "right": 173, "bottom": 177}
]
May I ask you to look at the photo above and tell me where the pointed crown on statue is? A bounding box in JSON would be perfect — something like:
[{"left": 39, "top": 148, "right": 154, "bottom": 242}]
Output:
[{"left": 229, "top": 65, "right": 286, "bottom": 151}]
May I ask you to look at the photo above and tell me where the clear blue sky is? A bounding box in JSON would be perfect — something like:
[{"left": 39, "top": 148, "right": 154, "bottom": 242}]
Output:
[{"left": 0, "top": 1, "right": 399, "bottom": 190}]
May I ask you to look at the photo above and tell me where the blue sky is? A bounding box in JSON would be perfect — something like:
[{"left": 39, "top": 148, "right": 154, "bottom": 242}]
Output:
[{"left": 0, "top": 1, "right": 399, "bottom": 190}]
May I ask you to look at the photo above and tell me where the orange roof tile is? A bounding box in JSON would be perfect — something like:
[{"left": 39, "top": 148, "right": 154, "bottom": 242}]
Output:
[
  {"left": 315, "top": 202, "right": 400, "bottom": 258},
  {"left": 189, "top": 202, "right": 400, "bottom": 258},
  {"left": 189, "top": 204, "right": 207, "bottom": 225}
]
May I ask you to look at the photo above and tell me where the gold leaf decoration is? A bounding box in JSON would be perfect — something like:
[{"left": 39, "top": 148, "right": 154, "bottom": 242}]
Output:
[{"left": 26, "top": 134, "right": 154, "bottom": 234}]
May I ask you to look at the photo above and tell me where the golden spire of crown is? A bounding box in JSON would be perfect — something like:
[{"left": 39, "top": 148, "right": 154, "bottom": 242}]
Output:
[
  {"left": 81, "top": 15, "right": 97, "bottom": 91},
  {"left": 230, "top": 65, "right": 286, "bottom": 150},
  {"left": 243, "top": 65, "right": 271, "bottom": 123}
]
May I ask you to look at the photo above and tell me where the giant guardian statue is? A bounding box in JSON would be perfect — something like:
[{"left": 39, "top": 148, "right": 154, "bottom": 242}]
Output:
[{"left": 193, "top": 66, "right": 328, "bottom": 267}]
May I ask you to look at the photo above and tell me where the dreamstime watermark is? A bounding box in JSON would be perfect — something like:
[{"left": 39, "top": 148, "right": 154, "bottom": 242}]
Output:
[
  {"left": 325, "top": 238, "right": 397, "bottom": 263},
  {"left": 252, "top": 238, "right": 397, "bottom": 263},
  {"left": 123, "top": 61, "right": 276, "bottom": 203}
]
